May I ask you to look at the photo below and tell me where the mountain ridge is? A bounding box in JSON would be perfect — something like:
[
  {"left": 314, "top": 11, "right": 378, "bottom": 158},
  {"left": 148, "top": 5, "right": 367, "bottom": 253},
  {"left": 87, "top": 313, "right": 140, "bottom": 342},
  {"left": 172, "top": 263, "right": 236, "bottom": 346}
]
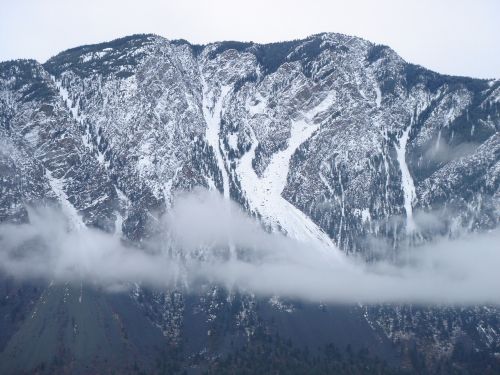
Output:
[{"left": 1, "top": 32, "right": 495, "bottom": 82}]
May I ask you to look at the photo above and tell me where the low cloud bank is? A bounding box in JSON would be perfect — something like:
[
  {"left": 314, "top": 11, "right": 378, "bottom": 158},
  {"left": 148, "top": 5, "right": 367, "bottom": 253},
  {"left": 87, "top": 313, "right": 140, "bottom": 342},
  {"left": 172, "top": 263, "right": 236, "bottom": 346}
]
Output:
[{"left": 0, "top": 190, "right": 499, "bottom": 305}]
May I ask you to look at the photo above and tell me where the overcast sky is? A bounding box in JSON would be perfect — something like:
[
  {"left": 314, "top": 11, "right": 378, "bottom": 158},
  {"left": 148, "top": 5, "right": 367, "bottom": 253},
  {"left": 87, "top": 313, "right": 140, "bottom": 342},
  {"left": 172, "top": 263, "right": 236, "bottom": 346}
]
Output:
[{"left": 1, "top": 0, "right": 499, "bottom": 79}]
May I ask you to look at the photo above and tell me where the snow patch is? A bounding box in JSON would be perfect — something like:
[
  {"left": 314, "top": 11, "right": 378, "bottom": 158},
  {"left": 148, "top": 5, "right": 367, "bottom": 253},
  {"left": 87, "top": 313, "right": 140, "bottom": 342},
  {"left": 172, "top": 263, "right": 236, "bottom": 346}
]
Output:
[
  {"left": 237, "top": 100, "right": 342, "bottom": 259},
  {"left": 227, "top": 132, "right": 238, "bottom": 150},
  {"left": 114, "top": 212, "right": 124, "bottom": 238},
  {"left": 137, "top": 141, "right": 154, "bottom": 177},
  {"left": 360, "top": 208, "right": 371, "bottom": 223},
  {"left": 201, "top": 78, "right": 231, "bottom": 199},
  {"left": 375, "top": 84, "right": 382, "bottom": 108},
  {"left": 395, "top": 125, "right": 417, "bottom": 232},
  {"left": 307, "top": 91, "right": 336, "bottom": 118},
  {"left": 81, "top": 49, "right": 111, "bottom": 63},
  {"left": 269, "top": 296, "right": 294, "bottom": 313},
  {"left": 247, "top": 92, "right": 267, "bottom": 116},
  {"left": 114, "top": 186, "right": 131, "bottom": 237},
  {"left": 353, "top": 208, "right": 370, "bottom": 222},
  {"left": 46, "top": 169, "right": 85, "bottom": 231}
]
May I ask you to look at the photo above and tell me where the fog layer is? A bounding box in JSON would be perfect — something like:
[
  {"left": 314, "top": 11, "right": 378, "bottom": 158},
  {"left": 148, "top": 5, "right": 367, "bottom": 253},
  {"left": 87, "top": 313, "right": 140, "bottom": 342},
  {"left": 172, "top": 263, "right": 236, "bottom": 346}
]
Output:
[{"left": 0, "top": 190, "right": 498, "bottom": 305}]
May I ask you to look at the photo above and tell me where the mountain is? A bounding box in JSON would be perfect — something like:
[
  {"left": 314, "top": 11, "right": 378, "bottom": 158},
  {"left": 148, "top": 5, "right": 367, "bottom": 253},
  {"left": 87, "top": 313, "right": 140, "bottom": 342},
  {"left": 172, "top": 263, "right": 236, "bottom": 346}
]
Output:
[{"left": 0, "top": 33, "right": 499, "bottom": 374}]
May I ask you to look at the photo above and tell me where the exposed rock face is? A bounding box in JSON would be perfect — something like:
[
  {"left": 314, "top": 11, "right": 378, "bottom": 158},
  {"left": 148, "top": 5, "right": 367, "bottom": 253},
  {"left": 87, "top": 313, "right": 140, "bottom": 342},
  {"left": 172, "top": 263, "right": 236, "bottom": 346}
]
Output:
[{"left": 0, "top": 33, "right": 499, "bottom": 373}]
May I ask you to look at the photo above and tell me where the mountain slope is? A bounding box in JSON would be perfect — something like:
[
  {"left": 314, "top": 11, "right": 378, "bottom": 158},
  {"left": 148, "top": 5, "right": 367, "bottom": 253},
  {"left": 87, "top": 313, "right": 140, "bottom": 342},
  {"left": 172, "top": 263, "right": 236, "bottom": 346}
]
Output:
[{"left": 0, "top": 33, "right": 499, "bottom": 373}]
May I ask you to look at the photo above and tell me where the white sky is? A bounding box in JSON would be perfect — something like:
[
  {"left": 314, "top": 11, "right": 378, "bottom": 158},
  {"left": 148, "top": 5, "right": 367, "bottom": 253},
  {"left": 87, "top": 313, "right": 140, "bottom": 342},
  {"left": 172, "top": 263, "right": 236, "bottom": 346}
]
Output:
[{"left": 1, "top": 0, "right": 499, "bottom": 79}]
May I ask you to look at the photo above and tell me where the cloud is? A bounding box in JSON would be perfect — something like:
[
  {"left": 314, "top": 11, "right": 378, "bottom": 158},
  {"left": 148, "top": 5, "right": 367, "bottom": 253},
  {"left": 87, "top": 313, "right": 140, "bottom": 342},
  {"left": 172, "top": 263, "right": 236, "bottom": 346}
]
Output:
[
  {"left": 0, "top": 189, "right": 499, "bottom": 305},
  {"left": 425, "top": 140, "right": 479, "bottom": 164}
]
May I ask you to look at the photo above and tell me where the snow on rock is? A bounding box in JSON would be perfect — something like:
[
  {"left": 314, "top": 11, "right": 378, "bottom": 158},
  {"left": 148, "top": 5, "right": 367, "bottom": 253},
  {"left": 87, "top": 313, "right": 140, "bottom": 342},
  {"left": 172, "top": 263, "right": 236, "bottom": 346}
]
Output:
[
  {"left": 51, "top": 76, "right": 80, "bottom": 121},
  {"left": 51, "top": 75, "right": 107, "bottom": 167}
]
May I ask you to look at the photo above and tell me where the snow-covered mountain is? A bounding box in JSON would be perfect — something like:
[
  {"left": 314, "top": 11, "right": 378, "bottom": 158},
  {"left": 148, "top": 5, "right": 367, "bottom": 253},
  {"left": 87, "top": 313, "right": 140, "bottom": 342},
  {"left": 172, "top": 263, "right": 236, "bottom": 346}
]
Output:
[{"left": 0, "top": 33, "right": 499, "bottom": 373}]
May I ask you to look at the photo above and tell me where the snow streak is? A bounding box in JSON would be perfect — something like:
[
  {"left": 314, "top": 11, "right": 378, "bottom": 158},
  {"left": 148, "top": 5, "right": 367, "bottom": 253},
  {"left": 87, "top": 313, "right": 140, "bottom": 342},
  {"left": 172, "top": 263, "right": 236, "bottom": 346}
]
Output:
[
  {"left": 395, "top": 123, "right": 417, "bottom": 233},
  {"left": 238, "top": 93, "right": 341, "bottom": 257}
]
